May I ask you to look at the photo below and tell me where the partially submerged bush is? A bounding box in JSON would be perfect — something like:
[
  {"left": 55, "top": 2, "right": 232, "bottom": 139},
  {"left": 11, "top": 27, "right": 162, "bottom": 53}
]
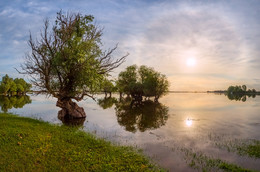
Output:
[{"left": 117, "top": 65, "right": 169, "bottom": 101}]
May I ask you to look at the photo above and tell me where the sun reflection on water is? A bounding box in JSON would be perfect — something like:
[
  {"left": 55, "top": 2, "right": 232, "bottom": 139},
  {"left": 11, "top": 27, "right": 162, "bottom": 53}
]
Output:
[{"left": 185, "top": 118, "right": 193, "bottom": 127}]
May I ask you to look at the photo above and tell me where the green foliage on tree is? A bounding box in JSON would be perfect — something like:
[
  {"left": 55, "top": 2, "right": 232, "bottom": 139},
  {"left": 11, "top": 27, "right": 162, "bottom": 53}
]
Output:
[
  {"left": 139, "top": 66, "right": 169, "bottom": 99},
  {"left": 9, "top": 81, "right": 17, "bottom": 96},
  {"left": 14, "top": 78, "right": 31, "bottom": 93},
  {"left": 0, "top": 75, "right": 11, "bottom": 95},
  {"left": 117, "top": 65, "right": 169, "bottom": 101},
  {"left": 242, "top": 85, "right": 247, "bottom": 92},
  {"left": 116, "top": 65, "right": 138, "bottom": 96},
  {"left": 101, "top": 79, "right": 116, "bottom": 97},
  {"left": 227, "top": 85, "right": 246, "bottom": 94},
  {"left": 20, "top": 11, "right": 126, "bottom": 99},
  {"left": 0, "top": 74, "right": 31, "bottom": 96},
  {"left": 19, "top": 10, "right": 127, "bottom": 118}
]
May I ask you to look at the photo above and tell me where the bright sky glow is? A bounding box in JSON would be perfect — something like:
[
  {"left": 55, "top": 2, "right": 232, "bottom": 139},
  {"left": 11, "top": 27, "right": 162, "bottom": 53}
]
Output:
[
  {"left": 0, "top": 0, "right": 260, "bottom": 91},
  {"left": 186, "top": 58, "right": 196, "bottom": 67}
]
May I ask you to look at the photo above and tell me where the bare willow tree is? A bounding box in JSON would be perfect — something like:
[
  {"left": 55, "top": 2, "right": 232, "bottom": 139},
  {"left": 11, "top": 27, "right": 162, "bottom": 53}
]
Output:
[{"left": 20, "top": 11, "right": 128, "bottom": 118}]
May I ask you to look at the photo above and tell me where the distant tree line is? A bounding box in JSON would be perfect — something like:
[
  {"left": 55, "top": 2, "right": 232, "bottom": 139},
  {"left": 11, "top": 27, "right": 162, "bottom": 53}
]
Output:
[
  {"left": 227, "top": 85, "right": 257, "bottom": 94},
  {"left": 0, "top": 75, "right": 32, "bottom": 96},
  {"left": 226, "top": 85, "right": 258, "bottom": 101}
]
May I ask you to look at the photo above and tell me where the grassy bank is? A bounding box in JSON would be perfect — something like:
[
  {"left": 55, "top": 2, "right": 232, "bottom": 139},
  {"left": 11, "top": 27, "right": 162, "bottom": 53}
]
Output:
[{"left": 0, "top": 113, "right": 163, "bottom": 171}]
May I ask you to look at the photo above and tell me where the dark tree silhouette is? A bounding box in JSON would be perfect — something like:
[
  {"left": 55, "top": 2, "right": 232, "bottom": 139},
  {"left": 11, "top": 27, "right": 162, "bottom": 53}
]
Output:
[{"left": 226, "top": 85, "right": 259, "bottom": 102}]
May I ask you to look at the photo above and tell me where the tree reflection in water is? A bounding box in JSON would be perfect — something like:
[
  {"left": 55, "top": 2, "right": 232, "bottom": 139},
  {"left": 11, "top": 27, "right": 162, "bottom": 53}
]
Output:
[
  {"left": 98, "top": 97, "right": 118, "bottom": 109},
  {"left": 0, "top": 95, "right": 32, "bottom": 112},
  {"left": 226, "top": 93, "right": 257, "bottom": 102},
  {"left": 60, "top": 96, "right": 169, "bottom": 128},
  {"left": 58, "top": 116, "right": 86, "bottom": 127},
  {"left": 58, "top": 97, "right": 118, "bottom": 127},
  {"left": 115, "top": 98, "right": 169, "bottom": 133}
]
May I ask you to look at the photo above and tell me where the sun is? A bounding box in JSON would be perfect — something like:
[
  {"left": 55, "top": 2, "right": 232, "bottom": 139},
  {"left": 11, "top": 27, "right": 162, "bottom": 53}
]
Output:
[{"left": 186, "top": 58, "right": 196, "bottom": 67}]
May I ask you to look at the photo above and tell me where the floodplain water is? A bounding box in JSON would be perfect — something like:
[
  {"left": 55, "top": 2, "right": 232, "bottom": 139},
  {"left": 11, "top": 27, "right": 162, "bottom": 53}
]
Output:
[{"left": 1, "top": 93, "right": 260, "bottom": 171}]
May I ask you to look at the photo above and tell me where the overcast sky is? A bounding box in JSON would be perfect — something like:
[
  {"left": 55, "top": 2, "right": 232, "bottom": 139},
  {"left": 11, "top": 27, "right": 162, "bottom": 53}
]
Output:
[{"left": 0, "top": 0, "right": 260, "bottom": 91}]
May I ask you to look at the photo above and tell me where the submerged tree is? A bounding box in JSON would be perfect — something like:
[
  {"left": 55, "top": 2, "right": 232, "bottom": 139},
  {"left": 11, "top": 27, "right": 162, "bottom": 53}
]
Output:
[
  {"left": 117, "top": 65, "right": 169, "bottom": 101},
  {"left": 116, "top": 65, "right": 138, "bottom": 97},
  {"left": 0, "top": 75, "right": 31, "bottom": 96},
  {"left": 139, "top": 65, "right": 169, "bottom": 100},
  {"left": 19, "top": 11, "right": 127, "bottom": 119},
  {"left": 101, "top": 79, "right": 116, "bottom": 97}
]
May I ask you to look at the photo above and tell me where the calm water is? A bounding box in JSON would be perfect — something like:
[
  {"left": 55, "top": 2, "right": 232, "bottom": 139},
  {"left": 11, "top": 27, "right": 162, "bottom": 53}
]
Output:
[{"left": 1, "top": 93, "right": 260, "bottom": 171}]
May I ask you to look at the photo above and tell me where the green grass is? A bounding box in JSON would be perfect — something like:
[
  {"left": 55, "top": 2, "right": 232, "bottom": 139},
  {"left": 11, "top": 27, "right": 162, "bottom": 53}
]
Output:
[
  {"left": 0, "top": 113, "right": 163, "bottom": 172},
  {"left": 236, "top": 140, "right": 260, "bottom": 158},
  {"left": 180, "top": 147, "right": 255, "bottom": 172},
  {"left": 213, "top": 136, "right": 260, "bottom": 159}
]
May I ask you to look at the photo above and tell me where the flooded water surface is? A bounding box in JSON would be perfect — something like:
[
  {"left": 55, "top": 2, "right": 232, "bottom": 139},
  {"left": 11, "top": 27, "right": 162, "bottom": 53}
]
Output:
[{"left": 1, "top": 93, "right": 260, "bottom": 171}]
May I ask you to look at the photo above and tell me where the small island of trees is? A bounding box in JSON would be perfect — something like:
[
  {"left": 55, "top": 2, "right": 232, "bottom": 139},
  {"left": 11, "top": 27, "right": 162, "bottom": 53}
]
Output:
[
  {"left": 116, "top": 65, "right": 169, "bottom": 102},
  {"left": 226, "top": 85, "right": 259, "bottom": 101}
]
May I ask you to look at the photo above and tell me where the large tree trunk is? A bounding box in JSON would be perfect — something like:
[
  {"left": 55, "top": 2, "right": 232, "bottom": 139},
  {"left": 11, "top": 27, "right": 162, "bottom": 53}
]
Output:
[
  {"left": 58, "top": 116, "right": 86, "bottom": 126},
  {"left": 56, "top": 98, "right": 86, "bottom": 119}
]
